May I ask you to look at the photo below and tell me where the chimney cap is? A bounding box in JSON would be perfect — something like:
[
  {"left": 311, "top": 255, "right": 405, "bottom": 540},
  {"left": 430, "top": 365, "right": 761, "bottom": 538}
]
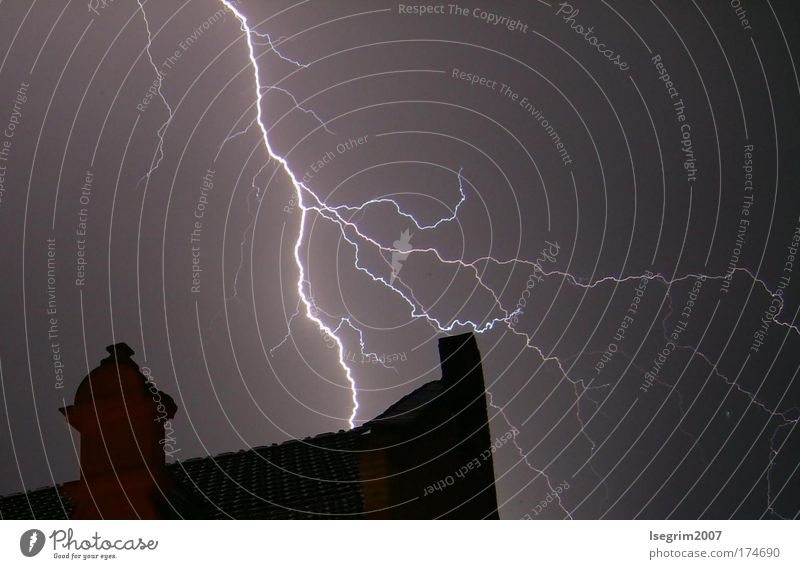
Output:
[{"left": 101, "top": 342, "right": 136, "bottom": 365}]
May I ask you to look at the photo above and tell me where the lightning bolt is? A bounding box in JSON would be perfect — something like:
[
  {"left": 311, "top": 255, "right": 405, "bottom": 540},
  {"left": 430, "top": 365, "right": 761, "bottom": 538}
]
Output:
[
  {"left": 220, "top": 1, "right": 361, "bottom": 427},
  {"left": 136, "top": 0, "right": 173, "bottom": 187},
  {"left": 487, "top": 393, "right": 574, "bottom": 519},
  {"left": 218, "top": 2, "right": 798, "bottom": 518},
  {"left": 218, "top": 2, "right": 648, "bottom": 502},
  {"left": 220, "top": 2, "right": 515, "bottom": 433}
]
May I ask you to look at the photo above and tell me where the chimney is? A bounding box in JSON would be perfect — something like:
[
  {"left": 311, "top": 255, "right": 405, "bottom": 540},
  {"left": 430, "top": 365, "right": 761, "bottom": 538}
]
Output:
[
  {"left": 438, "top": 332, "right": 482, "bottom": 388},
  {"left": 59, "top": 343, "right": 177, "bottom": 519}
]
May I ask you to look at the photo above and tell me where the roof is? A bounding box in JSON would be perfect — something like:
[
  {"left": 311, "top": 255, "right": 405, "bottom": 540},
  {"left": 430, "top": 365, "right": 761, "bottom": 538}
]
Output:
[
  {"left": 367, "top": 381, "right": 443, "bottom": 426},
  {"left": 0, "top": 428, "right": 369, "bottom": 520},
  {"left": 0, "top": 485, "right": 73, "bottom": 520},
  {"left": 167, "top": 428, "right": 368, "bottom": 519}
]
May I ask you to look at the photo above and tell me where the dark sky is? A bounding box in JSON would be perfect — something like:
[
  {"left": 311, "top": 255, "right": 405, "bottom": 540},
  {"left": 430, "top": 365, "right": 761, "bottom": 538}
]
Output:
[{"left": 1, "top": 0, "right": 799, "bottom": 519}]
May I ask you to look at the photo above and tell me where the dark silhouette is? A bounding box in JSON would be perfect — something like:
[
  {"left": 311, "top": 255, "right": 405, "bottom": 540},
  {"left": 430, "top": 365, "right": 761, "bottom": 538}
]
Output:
[
  {"left": 58, "top": 343, "right": 177, "bottom": 519},
  {"left": 0, "top": 333, "right": 499, "bottom": 519}
]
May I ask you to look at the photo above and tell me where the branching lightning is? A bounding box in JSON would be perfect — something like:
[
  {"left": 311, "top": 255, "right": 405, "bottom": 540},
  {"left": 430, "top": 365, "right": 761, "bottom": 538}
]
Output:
[
  {"left": 218, "top": 1, "right": 797, "bottom": 517},
  {"left": 136, "top": 0, "right": 173, "bottom": 187},
  {"left": 221, "top": 1, "right": 360, "bottom": 427},
  {"left": 218, "top": 0, "right": 595, "bottom": 508},
  {"left": 220, "top": 2, "right": 514, "bottom": 433}
]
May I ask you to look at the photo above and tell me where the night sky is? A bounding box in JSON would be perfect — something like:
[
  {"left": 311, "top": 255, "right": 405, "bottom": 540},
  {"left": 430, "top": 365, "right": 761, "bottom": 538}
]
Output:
[{"left": 1, "top": 0, "right": 799, "bottom": 519}]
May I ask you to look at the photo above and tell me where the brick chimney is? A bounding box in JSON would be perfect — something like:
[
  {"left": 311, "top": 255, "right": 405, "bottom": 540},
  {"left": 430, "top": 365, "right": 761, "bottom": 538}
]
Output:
[{"left": 59, "top": 343, "right": 177, "bottom": 519}]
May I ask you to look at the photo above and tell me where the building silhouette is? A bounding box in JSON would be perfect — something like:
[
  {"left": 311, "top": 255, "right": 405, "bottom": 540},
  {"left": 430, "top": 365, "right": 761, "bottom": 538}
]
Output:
[{"left": 0, "top": 333, "right": 499, "bottom": 519}]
